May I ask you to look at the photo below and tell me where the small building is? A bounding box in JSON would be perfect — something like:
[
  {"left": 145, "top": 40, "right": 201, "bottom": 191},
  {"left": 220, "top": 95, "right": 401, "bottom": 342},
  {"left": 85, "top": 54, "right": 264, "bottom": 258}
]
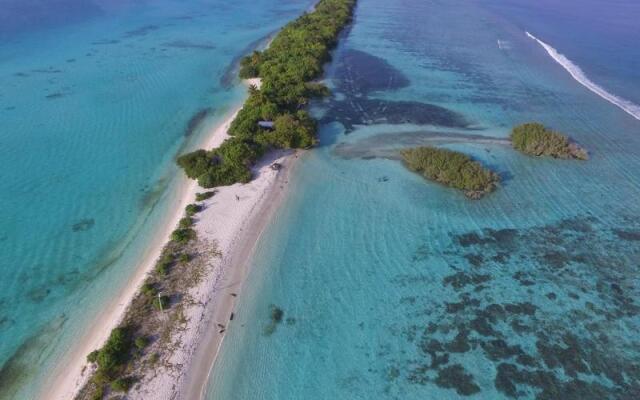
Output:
[{"left": 258, "top": 120, "right": 275, "bottom": 130}]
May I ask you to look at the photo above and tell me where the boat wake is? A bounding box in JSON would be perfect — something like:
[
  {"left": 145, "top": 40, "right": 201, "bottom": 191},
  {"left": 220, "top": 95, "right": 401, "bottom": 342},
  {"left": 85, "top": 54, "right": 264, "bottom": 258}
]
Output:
[{"left": 526, "top": 31, "right": 640, "bottom": 121}]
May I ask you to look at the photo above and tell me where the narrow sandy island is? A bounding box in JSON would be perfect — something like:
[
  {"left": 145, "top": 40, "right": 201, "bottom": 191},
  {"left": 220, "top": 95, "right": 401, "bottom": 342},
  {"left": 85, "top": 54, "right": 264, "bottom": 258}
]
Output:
[{"left": 43, "top": 78, "right": 297, "bottom": 400}]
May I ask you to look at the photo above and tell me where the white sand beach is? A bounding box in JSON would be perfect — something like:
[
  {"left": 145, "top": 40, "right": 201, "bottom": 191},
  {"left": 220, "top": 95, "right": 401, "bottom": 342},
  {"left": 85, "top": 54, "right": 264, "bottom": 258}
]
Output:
[{"left": 43, "top": 78, "right": 297, "bottom": 400}]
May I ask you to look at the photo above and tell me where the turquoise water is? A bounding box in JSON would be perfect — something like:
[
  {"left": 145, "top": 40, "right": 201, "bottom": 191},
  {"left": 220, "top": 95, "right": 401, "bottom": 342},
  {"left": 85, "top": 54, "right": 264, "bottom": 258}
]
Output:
[
  {"left": 0, "top": 0, "right": 315, "bottom": 398},
  {"left": 206, "top": 0, "right": 640, "bottom": 399}
]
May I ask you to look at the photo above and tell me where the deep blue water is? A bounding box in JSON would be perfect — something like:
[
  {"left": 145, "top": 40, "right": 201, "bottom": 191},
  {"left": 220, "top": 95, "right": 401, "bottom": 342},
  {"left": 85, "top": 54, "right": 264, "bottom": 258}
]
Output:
[
  {"left": 0, "top": 0, "right": 314, "bottom": 398},
  {"left": 206, "top": 0, "right": 640, "bottom": 399}
]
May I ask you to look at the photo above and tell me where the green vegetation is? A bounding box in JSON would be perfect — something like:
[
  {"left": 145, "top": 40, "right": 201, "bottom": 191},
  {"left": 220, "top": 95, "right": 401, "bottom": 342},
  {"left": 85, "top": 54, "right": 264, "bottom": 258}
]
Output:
[
  {"left": 195, "top": 191, "right": 216, "bottom": 201},
  {"left": 401, "top": 146, "right": 500, "bottom": 199},
  {"left": 511, "top": 122, "right": 588, "bottom": 160},
  {"left": 171, "top": 227, "right": 196, "bottom": 244},
  {"left": 185, "top": 203, "right": 202, "bottom": 216},
  {"left": 155, "top": 251, "right": 174, "bottom": 276},
  {"left": 134, "top": 336, "right": 149, "bottom": 350},
  {"left": 89, "top": 327, "right": 132, "bottom": 381},
  {"left": 81, "top": 201, "right": 221, "bottom": 399},
  {"left": 141, "top": 282, "right": 157, "bottom": 297},
  {"left": 81, "top": 2, "right": 355, "bottom": 398},
  {"left": 110, "top": 377, "right": 132, "bottom": 393},
  {"left": 153, "top": 295, "right": 170, "bottom": 311},
  {"left": 178, "top": 0, "right": 356, "bottom": 188},
  {"left": 178, "top": 252, "right": 191, "bottom": 264},
  {"left": 179, "top": 216, "right": 194, "bottom": 229}
]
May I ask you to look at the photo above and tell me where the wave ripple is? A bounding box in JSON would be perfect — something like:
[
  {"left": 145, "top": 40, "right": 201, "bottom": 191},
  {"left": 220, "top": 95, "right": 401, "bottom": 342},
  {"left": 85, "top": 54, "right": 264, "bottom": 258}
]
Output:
[{"left": 526, "top": 31, "right": 640, "bottom": 121}]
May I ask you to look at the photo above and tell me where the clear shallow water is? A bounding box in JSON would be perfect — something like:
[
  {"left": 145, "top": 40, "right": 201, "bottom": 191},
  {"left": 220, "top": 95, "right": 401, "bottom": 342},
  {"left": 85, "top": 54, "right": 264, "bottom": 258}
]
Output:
[
  {"left": 0, "top": 0, "right": 314, "bottom": 398},
  {"left": 206, "top": 0, "right": 640, "bottom": 399}
]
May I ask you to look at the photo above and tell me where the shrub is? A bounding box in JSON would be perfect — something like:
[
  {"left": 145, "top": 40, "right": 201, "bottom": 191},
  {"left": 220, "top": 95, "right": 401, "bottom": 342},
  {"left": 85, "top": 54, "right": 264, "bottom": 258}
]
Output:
[
  {"left": 185, "top": 203, "right": 202, "bottom": 216},
  {"left": 110, "top": 377, "right": 132, "bottom": 392},
  {"left": 156, "top": 254, "right": 173, "bottom": 276},
  {"left": 134, "top": 336, "right": 149, "bottom": 350},
  {"left": 88, "top": 326, "right": 132, "bottom": 379},
  {"left": 149, "top": 352, "right": 160, "bottom": 365},
  {"left": 401, "top": 146, "right": 499, "bottom": 199},
  {"left": 177, "top": 149, "right": 212, "bottom": 180},
  {"left": 511, "top": 122, "right": 588, "bottom": 160},
  {"left": 171, "top": 228, "right": 196, "bottom": 244},
  {"left": 239, "top": 51, "right": 263, "bottom": 79},
  {"left": 141, "top": 282, "right": 157, "bottom": 297},
  {"left": 154, "top": 295, "right": 170, "bottom": 311},
  {"left": 87, "top": 350, "right": 99, "bottom": 363},
  {"left": 179, "top": 216, "right": 194, "bottom": 229},
  {"left": 178, "top": 253, "right": 191, "bottom": 264},
  {"left": 195, "top": 191, "right": 216, "bottom": 201},
  {"left": 258, "top": 111, "right": 317, "bottom": 149},
  {"left": 89, "top": 385, "right": 104, "bottom": 400}
]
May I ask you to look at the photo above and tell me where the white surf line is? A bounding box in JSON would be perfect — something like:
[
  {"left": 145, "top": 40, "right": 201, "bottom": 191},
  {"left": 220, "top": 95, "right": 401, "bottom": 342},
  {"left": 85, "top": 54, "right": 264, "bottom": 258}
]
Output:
[{"left": 526, "top": 31, "right": 640, "bottom": 121}]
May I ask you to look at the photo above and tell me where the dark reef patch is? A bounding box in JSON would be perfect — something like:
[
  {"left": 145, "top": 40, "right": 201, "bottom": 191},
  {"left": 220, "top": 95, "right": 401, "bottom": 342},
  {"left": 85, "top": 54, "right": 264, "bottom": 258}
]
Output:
[
  {"left": 45, "top": 92, "right": 65, "bottom": 100},
  {"left": 442, "top": 271, "right": 490, "bottom": 290},
  {"left": 139, "top": 178, "right": 168, "bottom": 209},
  {"left": 71, "top": 218, "right": 95, "bottom": 232},
  {"left": 26, "top": 286, "right": 51, "bottom": 303},
  {"left": 91, "top": 39, "right": 119, "bottom": 45},
  {"left": 31, "top": 67, "right": 63, "bottom": 74},
  {"left": 377, "top": 215, "right": 640, "bottom": 397},
  {"left": 435, "top": 364, "right": 481, "bottom": 396},
  {"left": 321, "top": 98, "right": 470, "bottom": 132},
  {"left": 333, "top": 49, "right": 410, "bottom": 95},
  {"left": 185, "top": 108, "right": 214, "bottom": 137},
  {"left": 319, "top": 48, "right": 470, "bottom": 134},
  {"left": 0, "top": 316, "right": 66, "bottom": 399},
  {"left": 162, "top": 40, "right": 216, "bottom": 50},
  {"left": 123, "top": 24, "right": 160, "bottom": 38},
  {"left": 614, "top": 229, "right": 640, "bottom": 241}
]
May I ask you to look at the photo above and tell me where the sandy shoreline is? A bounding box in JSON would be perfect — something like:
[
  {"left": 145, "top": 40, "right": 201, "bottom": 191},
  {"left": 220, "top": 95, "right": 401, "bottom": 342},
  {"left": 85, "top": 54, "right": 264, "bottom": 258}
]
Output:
[
  {"left": 179, "top": 149, "right": 297, "bottom": 400},
  {"left": 42, "top": 77, "right": 294, "bottom": 400}
]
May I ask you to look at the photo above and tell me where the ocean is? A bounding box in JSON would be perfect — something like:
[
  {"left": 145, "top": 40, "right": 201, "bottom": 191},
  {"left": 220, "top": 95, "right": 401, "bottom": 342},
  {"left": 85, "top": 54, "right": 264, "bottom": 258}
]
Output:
[
  {"left": 205, "top": 0, "right": 640, "bottom": 399},
  {"left": 0, "top": 0, "right": 314, "bottom": 398}
]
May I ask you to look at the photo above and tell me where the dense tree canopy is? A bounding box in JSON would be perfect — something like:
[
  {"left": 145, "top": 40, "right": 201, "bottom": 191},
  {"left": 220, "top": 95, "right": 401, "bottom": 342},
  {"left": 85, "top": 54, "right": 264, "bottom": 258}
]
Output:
[
  {"left": 401, "top": 146, "right": 500, "bottom": 199},
  {"left": 179, "top": 0, "right": 356, "bottom": 188},
  {"left": 511, "top": 122, "right": 588, "bottom": 160}
]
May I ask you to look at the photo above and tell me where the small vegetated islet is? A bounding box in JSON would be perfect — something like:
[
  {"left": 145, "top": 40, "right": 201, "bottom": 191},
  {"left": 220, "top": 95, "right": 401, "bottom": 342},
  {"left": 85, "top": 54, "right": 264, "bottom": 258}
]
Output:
[
  {"left": 511, "top": 122, "right": 588, "bottom": 160},
  {"left": 401, "top": 146, "right": 500, "bottom": 199}
]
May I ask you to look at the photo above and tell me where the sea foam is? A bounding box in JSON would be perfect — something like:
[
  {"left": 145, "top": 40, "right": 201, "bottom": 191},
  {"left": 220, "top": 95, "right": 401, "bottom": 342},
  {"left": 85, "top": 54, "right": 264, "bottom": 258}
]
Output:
[{"left": 526, "top": 31, "right": 640, "bottom": 121}]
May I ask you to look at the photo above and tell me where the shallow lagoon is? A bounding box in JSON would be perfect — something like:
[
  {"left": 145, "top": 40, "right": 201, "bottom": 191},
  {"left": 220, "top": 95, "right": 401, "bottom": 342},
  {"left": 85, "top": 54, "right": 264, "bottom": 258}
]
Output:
[
  {"left": 0, "top": 0, "right": 315, "bottom": 398},
  {"left": 206, "top": 0, "right": 640, "bottom": 398}
]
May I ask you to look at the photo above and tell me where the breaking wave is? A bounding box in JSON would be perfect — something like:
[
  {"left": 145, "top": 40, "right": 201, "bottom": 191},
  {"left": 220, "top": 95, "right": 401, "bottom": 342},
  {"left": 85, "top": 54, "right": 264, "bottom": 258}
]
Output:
[{"left": 526, "top": 31, "right": 640, "bottom": 121}]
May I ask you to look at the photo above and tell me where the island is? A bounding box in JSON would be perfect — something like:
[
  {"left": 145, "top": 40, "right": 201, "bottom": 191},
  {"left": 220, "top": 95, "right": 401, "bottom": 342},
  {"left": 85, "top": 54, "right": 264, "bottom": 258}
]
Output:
[
  {"left": 400, "top": 146, "right": 500, "bottom": 199},
  {"left": 511, "top": 122, "right": 588, "bottom": 160},
  {"left": 76, "top": 0, "right": 357, "bottom": 399}
]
